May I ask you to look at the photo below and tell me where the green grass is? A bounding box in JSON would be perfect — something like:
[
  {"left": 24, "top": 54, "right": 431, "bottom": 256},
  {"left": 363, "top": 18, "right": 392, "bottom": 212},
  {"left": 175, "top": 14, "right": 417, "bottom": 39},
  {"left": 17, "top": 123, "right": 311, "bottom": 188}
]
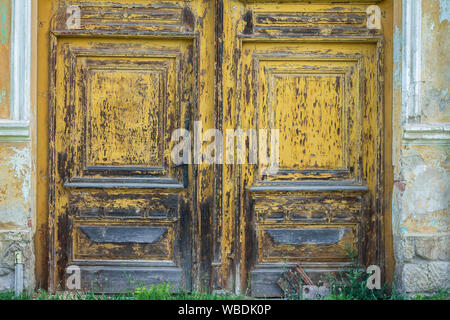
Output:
[
  {"left": 0, "top": 283, "right": 246, "bottom": 300},
  {"left": 320, "top": 250, "right": 448, "bottom": 300},
  {"left": 0, "top": 289, "right": 127, "bottom": 300},
  {"left": 1, "top": 280, "right": 448, "bottom": 301},
  {"left": 1, "top": 285, "right": 448, "bottom": 300},
  {"left": 411, "top": 288, "right": 450, "bottom": 300},
  {"left": 281, "top": 247, "right": 450, "bottom": 301},
  {"left": 134, "top": 283, "right": 245, "bottom": 300}
]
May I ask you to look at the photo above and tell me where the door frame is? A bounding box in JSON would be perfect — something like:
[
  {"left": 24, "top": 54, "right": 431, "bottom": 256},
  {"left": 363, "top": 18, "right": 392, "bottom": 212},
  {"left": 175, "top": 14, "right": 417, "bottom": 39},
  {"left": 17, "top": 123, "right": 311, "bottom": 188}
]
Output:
[{"left": 35, "top": 0, "right": 396, "bottom": 292}]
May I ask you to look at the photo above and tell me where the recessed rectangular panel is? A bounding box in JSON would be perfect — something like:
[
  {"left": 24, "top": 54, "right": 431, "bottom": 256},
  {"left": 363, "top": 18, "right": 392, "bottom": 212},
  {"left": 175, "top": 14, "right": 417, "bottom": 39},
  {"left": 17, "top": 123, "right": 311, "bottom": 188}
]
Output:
[
  {"left": 0, "top": 0, "right": 11, "bottom": 119},
  {"left": 52, "top": 2, "right": 188, "bottom": 34},
  {"left": 253, "top": 56, "right": 362, "bottom": 182},
  {"left": 80, "top": 226, "right": 168, "bottom": 243},
  {"left": 87, "top": 68, "right": 164, "bottom": 168},
  {"left": 255, "top": 12, "right": 367, "bottom": 26},
  {"left": 258, "top": 224, "right": 358, "bottom": 262},
  {"left": 64, "top": 46, "right": 186, "bottom": 184},
  {"left": 249, "top": 8, "right": 373, "bottom": 36},
  {"left": 271, "top": 73, "right": 344, "bottom": 170},
  {"left": 74, "top": 224, "right": 173, "bottom": 261}
]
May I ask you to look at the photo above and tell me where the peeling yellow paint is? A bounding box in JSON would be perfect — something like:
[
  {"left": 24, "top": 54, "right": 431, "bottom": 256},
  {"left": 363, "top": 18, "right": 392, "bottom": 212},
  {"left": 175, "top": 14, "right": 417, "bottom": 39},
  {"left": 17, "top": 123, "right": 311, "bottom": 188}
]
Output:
[{"left": 36, "top": 0, "right": 395, "bottom": 293}]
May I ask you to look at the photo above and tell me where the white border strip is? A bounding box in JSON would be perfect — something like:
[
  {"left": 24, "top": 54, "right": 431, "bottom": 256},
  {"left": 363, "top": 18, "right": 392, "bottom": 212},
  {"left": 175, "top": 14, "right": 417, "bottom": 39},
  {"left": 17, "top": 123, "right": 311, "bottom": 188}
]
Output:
[
  {"left": 402, "top": 0, "right": 422, "bottom": 123},
  {"left": 0, "top": 0, "right": 31, "bottom": 141},
  {"left": 11, "top": 0, "right": 31, "bottom": 122}
]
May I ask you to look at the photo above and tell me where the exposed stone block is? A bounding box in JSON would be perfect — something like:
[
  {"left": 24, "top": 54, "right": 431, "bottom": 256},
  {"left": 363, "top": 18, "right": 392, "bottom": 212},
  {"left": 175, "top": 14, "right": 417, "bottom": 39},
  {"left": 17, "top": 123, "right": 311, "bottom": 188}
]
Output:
[
  {"left": 403, "top": 262, "right": 450, "bottom": 293},
  {"left": 415, "top": 236, "right": 450, "bottom": 261},
  {"left": 403, "top": 237, "right": 416, "bottom": 262}
]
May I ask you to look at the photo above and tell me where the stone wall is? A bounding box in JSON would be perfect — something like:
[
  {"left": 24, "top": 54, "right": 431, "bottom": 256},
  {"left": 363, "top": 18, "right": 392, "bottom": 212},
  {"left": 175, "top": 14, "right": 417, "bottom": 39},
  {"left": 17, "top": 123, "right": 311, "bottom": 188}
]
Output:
[{"left": 393, "top": 0, "right": 449, "bottom": 295}]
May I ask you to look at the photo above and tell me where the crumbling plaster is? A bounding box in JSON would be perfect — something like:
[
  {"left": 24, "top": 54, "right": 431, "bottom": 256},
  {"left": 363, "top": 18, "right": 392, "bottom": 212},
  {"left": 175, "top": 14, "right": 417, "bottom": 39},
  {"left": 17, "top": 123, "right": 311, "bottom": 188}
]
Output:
[
  {"left": 393, "top": 0, "right": 449, "bottom": 295},
  {"left": 0, "top": 143, "right": 35, "bottom": 291},
  {"left": 421, "top": 0, "right": 449, "bottom": 122},
  {"left": 0, "top": 0, "right": 34, "bottom": 292}
]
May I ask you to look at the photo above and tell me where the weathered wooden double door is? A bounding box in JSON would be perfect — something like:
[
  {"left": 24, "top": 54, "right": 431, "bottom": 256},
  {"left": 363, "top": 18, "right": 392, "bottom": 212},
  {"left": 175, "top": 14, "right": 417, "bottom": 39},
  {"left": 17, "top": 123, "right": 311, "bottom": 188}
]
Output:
[{"left": 49, "top": 0, "right": 387, "bottom": 296}]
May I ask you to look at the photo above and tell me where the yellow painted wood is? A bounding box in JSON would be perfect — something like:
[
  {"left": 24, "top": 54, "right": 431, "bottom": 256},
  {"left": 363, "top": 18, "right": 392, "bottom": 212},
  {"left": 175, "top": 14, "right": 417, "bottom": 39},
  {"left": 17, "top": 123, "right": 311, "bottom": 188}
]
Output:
[
  {"left": 35, "top": 0, "right": 395, "bottom": 294},
  {"left": 221, "top": 0, "right": 390, "bottom": 294},
  {"left": 44, "top": 0, "right": 215, "bottom": 292}
]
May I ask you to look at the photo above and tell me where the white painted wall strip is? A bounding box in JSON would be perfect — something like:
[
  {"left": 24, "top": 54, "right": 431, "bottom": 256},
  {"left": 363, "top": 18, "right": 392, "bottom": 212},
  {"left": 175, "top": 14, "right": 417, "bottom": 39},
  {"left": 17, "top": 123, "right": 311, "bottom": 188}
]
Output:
[
  {"left": 402, "top": 0, "right": 422, "bottom": 123},
  {"left": 0, "top": 0, "right": 31, "bottom": 141}
]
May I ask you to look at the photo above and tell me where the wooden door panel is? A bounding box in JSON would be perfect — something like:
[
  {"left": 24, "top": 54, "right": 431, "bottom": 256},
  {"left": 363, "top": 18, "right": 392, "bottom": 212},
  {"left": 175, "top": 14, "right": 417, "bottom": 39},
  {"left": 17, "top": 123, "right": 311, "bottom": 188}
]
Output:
[
  {"left": 85, "top": 59, "right": 167, "bottom": 169},
  {"left": 220, "top": 0, "right": 385, "bottom": 296},
  {"left": 241, "top": 39, "right": 378, "bottom": 295},
  {"left": 64, "top": 189, "right": 190, "bottom": 292},
  {"left": 49, "top": 1, "right": 199, "bottom": 292},
  {"left": 242, "top": 43, "right": 379, "bottom": 296},
  {"left": 253, "top": 193, "right": 363, "bottom": 223},
  {"left": 258, "top": 224, "right": 359, "bottom": 262},
  {"left": 57, "top": 38, "right": 191, "bottom": 187},
  {"left": 46, "top": 0, "right": 388, "bottom": 295},
  {"left": 248, "top": 49, "right": 364, "bottom": 182}
]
